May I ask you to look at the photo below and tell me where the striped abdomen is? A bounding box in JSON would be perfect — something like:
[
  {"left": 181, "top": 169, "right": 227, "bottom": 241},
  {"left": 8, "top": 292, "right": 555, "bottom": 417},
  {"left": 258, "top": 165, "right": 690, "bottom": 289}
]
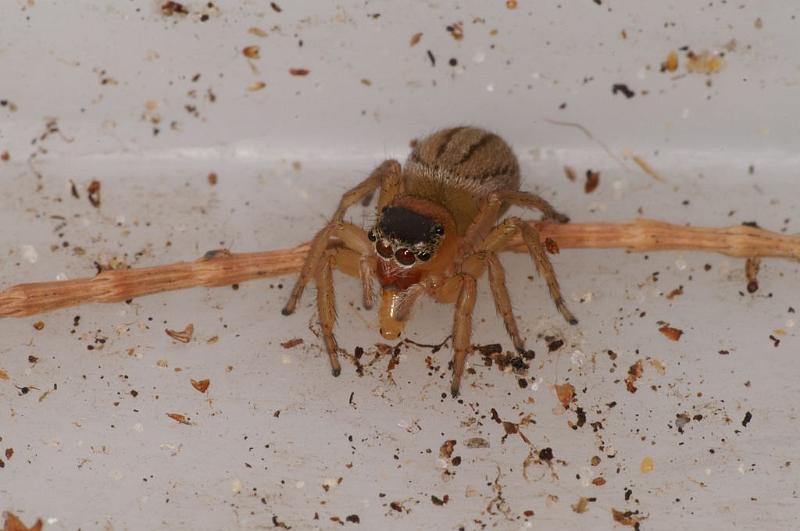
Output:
[{"left": 403, "top": 127, "right": 520, "bottom": 233}]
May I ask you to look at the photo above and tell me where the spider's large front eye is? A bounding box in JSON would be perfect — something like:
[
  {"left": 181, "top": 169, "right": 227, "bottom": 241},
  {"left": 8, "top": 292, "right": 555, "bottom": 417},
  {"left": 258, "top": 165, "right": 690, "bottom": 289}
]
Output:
[
  {"left": 367, "top": 230, "right": 376, "bottom": 242},
  {"left": 417, "top": 251, "right": 431, "bottom": 261},
  {"left": 376, "top": 240, "right": 393, "bottom": 258},
  {"left": 433, "top": 225, "right": 445, "bottom": 236},
  {"left": 394, "top": 248, "right": 416, "bottom": 266}
]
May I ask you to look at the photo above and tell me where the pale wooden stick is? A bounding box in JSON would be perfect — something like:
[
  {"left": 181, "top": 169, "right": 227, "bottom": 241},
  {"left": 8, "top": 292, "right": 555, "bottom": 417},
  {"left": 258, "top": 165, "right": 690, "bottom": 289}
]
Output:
[{"left": 1, "top": 219, "right": 797, "bottom": 318}]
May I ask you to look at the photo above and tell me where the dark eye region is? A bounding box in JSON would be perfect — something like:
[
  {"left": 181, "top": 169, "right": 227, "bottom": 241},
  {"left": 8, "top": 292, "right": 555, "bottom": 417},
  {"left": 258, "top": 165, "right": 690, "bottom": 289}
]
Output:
[
  {"left": 378, "top": 206, "right": 443, "bottom": 245},
  {"left": 374, "top": 238, "right": 433, "bottom": 266},
  {"left": 376, "top": 239, "right": 393, "bottom": 258},
  {"left": 394, "top": 248, "right": 416, "bottom": 265}
]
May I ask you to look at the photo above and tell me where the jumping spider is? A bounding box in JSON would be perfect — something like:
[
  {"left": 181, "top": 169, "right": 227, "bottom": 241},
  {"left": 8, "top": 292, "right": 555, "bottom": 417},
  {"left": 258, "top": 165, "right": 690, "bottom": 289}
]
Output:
[{"left": 282, "top": 126, "right": 577, "bottom": 396}]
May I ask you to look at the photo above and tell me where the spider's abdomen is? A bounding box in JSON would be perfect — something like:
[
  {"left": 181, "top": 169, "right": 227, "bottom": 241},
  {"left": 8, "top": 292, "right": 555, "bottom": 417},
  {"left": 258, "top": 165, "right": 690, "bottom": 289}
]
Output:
[{"left": 403, "top": 127, "right": 521, "bottom": 233}]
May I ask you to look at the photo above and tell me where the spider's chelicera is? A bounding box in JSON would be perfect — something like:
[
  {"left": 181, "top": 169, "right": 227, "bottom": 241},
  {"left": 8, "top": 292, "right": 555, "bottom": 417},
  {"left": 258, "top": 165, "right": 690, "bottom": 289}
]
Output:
[{"left": 282, "top": 126, "right": 577, "bottom": 396}]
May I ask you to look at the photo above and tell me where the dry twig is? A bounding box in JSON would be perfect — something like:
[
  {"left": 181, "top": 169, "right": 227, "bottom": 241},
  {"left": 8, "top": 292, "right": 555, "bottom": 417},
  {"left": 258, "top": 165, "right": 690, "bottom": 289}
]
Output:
[{"left": 0, "top": 219, "right": 797, "bottom": 318}]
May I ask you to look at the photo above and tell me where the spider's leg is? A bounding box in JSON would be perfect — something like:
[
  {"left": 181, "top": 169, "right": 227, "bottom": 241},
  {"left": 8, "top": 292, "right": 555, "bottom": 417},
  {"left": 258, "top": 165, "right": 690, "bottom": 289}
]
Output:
[{"left": 282, "top": 159, "right": 401, "bottom": 315}]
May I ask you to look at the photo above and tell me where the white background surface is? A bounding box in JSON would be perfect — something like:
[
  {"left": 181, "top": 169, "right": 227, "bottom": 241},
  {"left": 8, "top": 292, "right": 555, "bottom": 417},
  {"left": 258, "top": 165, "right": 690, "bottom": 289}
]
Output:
[{"left": 1, "top": 1, "right": 798, "bottom": 530}]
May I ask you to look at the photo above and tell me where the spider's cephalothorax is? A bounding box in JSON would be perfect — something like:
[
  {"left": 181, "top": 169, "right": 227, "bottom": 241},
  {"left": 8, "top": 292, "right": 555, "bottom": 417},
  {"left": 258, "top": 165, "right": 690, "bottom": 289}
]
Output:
[{"left": 282, "top": 126, "right": 577, "bottom": 396}]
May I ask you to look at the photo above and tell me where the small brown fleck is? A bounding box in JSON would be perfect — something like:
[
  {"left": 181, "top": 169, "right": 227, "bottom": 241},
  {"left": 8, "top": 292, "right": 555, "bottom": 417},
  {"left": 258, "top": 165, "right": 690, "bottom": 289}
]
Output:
[
  {"left": 409, "top": 32, "right": 423, "bottom": 47},
  {"left": 280, "top": 338, "right": 304, "bottom": 349},
  {"left": 544, "top": 237, "right": 560, "bottom": 254},
  {"left": 446, "top": 22, "right": 464, "bottom": 41},
  {"left": 247, "top": 81, "right": 267, "bottom": 92},
  {"left": 625, "top": 360, "right": 644, "bottom": 393},
  {"left": 289, "top": 68, "right": 310, "bottom": 76},
  {"left": 665, "top": 286, "right": 683, "bottom": 299},
  {"left": 0, "top": 151, "right": 9, "bottom": 162},
  {"left": 32, "top": 321, "right": 45, "bottom": 330},
  {"left": 207, "top": 172, "right": 218, "bottom": 185},
  {"left": 506, "top": 0, "right": 518, "bottom": 9},
  {"left": 270, "top": 2, "right": 282, "bottom": 13},
  {"left": 243, "top": 46, "right": 260, "bottom": 59},
  {"left": 584, "top": 170, "right": 600, "bottom": 193},
  {"left": 161, "top": 1, "right": 189, "bottom": 16},
  {"left": 191, "top": 379, "right": 210, "bottom": 393},
  {"left": 564, "top": 165, "right": 577, "bottom": 182},
  {"left": 661, "top": 50, "right": 679, "bottom": 72},
  {"left": 571, "top": 496, "right": 589, "bottom": 513},
  {"left": 166, "top": 412, "right": 192, "bottom": 425},
  {"left": 554, "top": 383, "right": 575, "bottom": 408},
  {"left": 612, "top": 508, "right": 646, "bottom": 528},
  {"left": 248, "top": 27, "right": 268, "bottom": 38},
  {"left": 166, "top": 323, "right": 194, "bottom": 343},
  {"left": 659, "top": 325, "right": 683, "bottom": 341},
  {"left": 465, "top": 437, "right": 490, "bottom": 448},
  {"left": 87, "top": 180, "right": 101, "bottom": 208},
  {"left": 431, "top": 494, "right": 448, "bottom": 506},
  {"left": 439, "top": 439, "right": 456, "bottom": 459},
  {"left": 2, "top": 512, "right": 43, "bottom": 531},
  {"left": 5, "top": 448, "right": 13, "bottom": 460}
]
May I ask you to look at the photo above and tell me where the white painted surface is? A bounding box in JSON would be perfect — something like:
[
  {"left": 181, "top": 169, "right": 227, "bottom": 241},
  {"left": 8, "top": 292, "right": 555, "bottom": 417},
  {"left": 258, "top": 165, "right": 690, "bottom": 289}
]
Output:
[{"left": 1, "top": 1, "right": 798, "bottom": 530}]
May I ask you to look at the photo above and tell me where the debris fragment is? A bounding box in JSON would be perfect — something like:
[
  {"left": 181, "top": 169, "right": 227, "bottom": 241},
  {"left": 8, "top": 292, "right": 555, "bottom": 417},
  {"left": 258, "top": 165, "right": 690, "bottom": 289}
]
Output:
[
  {"left": 555, "top": 383, "right": 575, "bottom": 408},
  {"left": 661, "top": 50, "right": 679, "bottom": 72},
  {"left": 191, "top": 379, "right": 210, "bottom": 393},
  {"left": 166, "top": 413, "right": 192, "bottom": 425},
  {"left": 659, "top": 325, "right": 683, "bottom": 341},
  {"left": 243, "top": 46, "right": 260, "bottom": 59},
  {"left": 625, "top": 360, "right": 643, "bottom": 393},
  {"left": 87, "top": 180, "right": 101, "bottom": 208},
  {"left": 166, "top": 323, "right": 194, "bottom": 343},
  {"left": 584, "top": 170, "right": 600, "bottom": 193}
]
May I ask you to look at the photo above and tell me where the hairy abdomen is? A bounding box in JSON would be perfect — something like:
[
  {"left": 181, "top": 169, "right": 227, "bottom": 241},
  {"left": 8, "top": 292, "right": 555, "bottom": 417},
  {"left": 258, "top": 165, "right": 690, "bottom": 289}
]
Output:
[{"left": 403, "top": 127, "right": 520, "bottom": 233}]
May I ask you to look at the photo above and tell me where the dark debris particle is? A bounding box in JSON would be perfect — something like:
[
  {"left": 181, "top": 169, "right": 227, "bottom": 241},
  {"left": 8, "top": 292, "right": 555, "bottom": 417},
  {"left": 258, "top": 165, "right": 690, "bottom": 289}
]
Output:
[
  {"left": 575, "top": 407, "right": 587, "bottom": 428},
  {"left": 345, "top": 515, "right": 360, "bottom": 524},
  {"left": 426, "top": 50, "right": 436, "bottom": 66},
  {"left": 612, "top": 83, "right": 635, "bottom": 98},
  {"left": 475, "top": 343, "right": 502, "bottom": 356},
  {"left": 431, "top": 494, "right": 449, "bottom": 506},
  {"left": 584, "top": 170, "right": 600, "bottom": 193},
  {"left": 547, "top": 339, "right": 564, "bottom": 352},
  {"left": 271, "top": 515, "right": 291, "bottom": 529},
  {"left": 87, "top": 180, "right": 101, "bottom": 208},
  {"left": 161, "top": 1, "right": 189, "bottom": 16},
  {"left": 270, "top": 2, "right": 282, "bottom": 12},
  {"left": 518, "top": 378, "right": 528, "bottom": 389},
  {"left": 742, "top": 411, "right": 753, "bottom": 427},
  {"left": 538, "top": 447, "right": 554, "bottom": 461}
]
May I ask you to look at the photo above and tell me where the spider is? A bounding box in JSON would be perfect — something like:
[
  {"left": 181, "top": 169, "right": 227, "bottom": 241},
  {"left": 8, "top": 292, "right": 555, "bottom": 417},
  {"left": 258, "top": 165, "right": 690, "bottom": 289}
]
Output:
[{"left": 282, "top": 126, "right": 577, "bottom": 396}]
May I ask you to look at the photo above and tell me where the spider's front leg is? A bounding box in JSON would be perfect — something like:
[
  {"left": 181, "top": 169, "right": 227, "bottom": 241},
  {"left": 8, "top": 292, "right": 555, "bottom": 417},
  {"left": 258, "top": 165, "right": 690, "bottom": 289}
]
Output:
[
  {"left": 314, "top": 242, "right": 375, "bottom": 376},
  {"left": 433, "top": 273, "right": 478, "bottom": 397},
  {"left": 282, "top": 159, "right": 401, "bottom": 316}
]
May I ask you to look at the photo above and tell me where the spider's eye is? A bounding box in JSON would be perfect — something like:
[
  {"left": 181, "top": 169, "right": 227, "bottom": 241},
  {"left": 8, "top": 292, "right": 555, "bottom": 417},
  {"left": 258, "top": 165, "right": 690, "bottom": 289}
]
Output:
[
  {"left": 417, "top": 251, "right": 431, "bottom": 262},
  {"left": 376, "top": 240, "right": 393, "bottom": 258},
  {"left": 367, "top": 230, "right": 376, "bottom": 242},
  {"left": 394, "top": 248, "right": 416, "bottom": 266},
  {"left": 433, "top": 225, "right": 445, "bottom": 236}
]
